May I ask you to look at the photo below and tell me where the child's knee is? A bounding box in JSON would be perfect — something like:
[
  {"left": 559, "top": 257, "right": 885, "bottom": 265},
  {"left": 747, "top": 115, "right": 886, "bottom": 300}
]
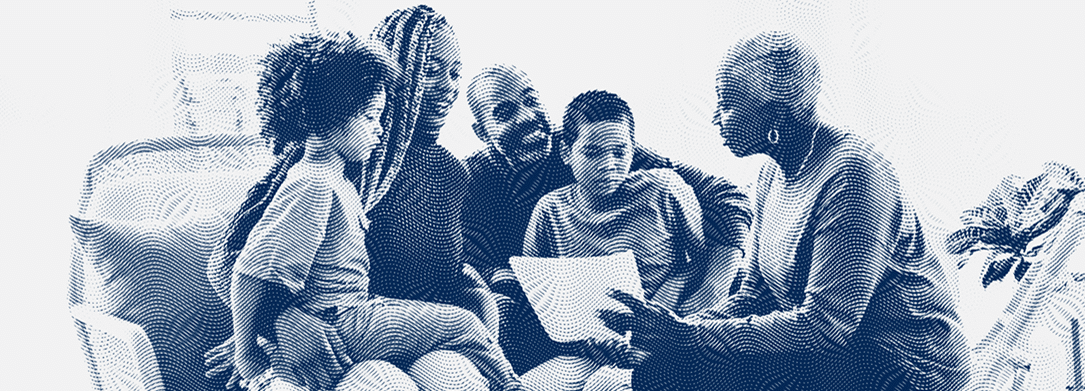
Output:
[
  {"left": 584, "top": 366, "right": 632, "bottom": 391},
  {"left": 408, "top": 351, "right": 488, "bottom": 391},
  {"left": 272, "top": 308, "right": 327, "bottom": 367},
  {"left": 274, "top": 307, "right": 323, "bottom": 346},
  {"left": 271, "top": 307, "right": 338, "bottom": 389},
  {"left": 443, "top": 305, "right": 484, "bottom": 329}
]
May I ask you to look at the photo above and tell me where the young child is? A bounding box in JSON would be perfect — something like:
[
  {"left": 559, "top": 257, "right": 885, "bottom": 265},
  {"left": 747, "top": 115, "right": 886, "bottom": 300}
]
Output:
[
  {"left": 209, "top": 33, "right": 521, "bottom": 391},
  {"left": 520, "top": 90, "right": 714, "bottom": 391}
]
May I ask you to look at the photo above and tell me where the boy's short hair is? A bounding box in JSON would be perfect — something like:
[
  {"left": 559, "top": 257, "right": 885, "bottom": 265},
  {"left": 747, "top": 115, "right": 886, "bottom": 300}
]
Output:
[{"left": 559, "top": 90, "right": 634, "bottom": 151}]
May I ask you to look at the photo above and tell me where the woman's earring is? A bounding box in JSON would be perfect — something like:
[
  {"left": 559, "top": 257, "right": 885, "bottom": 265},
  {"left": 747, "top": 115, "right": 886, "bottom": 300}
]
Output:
[{"left": 768, "top": 128, "right": 779, "bottom": 145}]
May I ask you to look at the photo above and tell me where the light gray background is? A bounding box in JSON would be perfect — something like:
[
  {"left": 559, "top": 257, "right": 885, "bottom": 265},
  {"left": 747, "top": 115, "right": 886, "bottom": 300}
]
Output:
[{"left": 2, "top": 0, "right": 1082, "bottom": 389}]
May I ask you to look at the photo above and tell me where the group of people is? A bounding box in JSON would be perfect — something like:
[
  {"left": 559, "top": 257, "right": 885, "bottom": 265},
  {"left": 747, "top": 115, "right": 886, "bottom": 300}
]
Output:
[{"left": 204, "top": 4, "right": 972, "bottom": 391}]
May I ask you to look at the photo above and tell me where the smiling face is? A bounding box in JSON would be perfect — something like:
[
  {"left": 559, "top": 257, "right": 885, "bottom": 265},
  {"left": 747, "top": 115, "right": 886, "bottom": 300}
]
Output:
[
  {"left": 471, "top": 68, "right": 554, "bottom": 166},
  {"left": 492, "top": 87, "right": 552, "bottom": 164},
  {"left": 329, "top": 87, "right": 386, "bottom": 163},
  {"left": 417, "top": 23, "right": 462, "bottom": 131},
  {"left": 565, "top": 120, "right": 633, "bottom": 200}
]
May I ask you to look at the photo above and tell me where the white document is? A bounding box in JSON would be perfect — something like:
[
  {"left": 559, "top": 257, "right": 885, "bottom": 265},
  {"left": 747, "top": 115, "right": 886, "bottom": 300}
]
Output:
[{"left": 509, "top": 250, "right": 644, "bottom": 343}]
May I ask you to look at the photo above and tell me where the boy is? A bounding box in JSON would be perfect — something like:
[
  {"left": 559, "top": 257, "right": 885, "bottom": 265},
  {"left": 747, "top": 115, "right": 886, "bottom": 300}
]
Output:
[{"left": 520, "top": 90, "right": 725, "bottom": 391}]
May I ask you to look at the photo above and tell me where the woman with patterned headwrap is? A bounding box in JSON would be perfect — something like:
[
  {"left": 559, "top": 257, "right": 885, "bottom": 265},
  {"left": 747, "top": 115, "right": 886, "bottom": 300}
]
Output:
[
  {"left": 364, "top": 5, "right": 503, "bottom": 339},
  {"left": 603, "top": 31, "right": 972, "bottom": 391},
  {"left": 202, "top": 32, "right": 522, "bottom": 391}
]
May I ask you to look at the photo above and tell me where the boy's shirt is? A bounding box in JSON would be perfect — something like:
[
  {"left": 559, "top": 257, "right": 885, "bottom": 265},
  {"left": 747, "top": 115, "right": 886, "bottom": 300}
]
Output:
[{"left": 522, "top": 168, "right": 706, "bottom": 313}]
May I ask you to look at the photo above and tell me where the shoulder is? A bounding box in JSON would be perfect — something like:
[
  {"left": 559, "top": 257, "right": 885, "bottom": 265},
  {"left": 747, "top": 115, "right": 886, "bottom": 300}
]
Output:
[
  {"left": 540, "top": 185, "right": 573, "bottom": 208},
  {"left": 462, "top": 147, "right": 504, "bottom": 190},
  {"left": 273, "top": 160, "right": 334, "bottom": 213},
  {"left": 427, "top": 144, "right": 469, "bottom": 176},
  {"left": 629, "top": 168, "right": 694, "bottom": 198},
  {"left": 463, "top": 147, "right": 496, "bottom": 174},
  {"left": 821, "top": 131, "right": 900, "bottom": 195},
  {"left": 403, "top": 143, "right": 467, "bottom": 179},
  {"left": 630, "top": 143, "right": 672, "bottom": 171},
  {"left": 236, "top": 160, "right": 334, "bottom": 289},
  {"left": 532, "top": 185, "right": 573, "bottom": 217}
]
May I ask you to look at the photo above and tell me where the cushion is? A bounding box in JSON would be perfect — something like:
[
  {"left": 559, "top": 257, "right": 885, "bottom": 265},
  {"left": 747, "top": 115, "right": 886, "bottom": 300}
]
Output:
[
  {"left": 71, "top": 213, "right": 231, "bottom": 391},
  {"left": 337, "top": 360, "right": 418, "bottom": 391},
  {"left": 70, "top": 134, "right": 272, "bottom": 391}
]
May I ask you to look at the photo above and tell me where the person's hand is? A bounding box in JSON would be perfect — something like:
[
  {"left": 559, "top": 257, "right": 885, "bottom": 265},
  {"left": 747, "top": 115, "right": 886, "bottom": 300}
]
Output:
[
  {"left": 601, "top": 289, "right": 685, "bottom": 353},
  {"left": 205, "top": 336, "right": 242, "bottom": 389},
  {"left": 618, "top": 169, "right": 661, "bottom": 203},
  {"left": 205, "top": 335, "right": 274, "bottom": 390},
  {"left": 619, "top": 169, "right": 684, "bottom": 203},
  {"left": 583, "top": 335, "right": 650, "bottom": 369}
]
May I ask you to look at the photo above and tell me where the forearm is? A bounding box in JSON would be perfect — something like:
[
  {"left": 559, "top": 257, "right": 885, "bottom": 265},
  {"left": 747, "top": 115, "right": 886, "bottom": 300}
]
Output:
[
  {"left": 683, "top": 307, "right": 838, "bottom": 361},
  {"left": 681, "top": 245, "right": 743, "bottom": 316},
  {"left": 230, "top": 273, "right": 291, "bottom": 378}
]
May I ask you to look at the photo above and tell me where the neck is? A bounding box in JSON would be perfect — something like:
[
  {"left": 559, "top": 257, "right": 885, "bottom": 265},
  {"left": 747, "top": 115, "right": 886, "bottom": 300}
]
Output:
[
  {"left": 767, "top": 120, "right": 820, "bottom": 180},
  {"left": 304, "top": 135, "right": 347, "bottom": 176},
  {"left": 572, "top": 183, "right": 614, "bottom": 214}
]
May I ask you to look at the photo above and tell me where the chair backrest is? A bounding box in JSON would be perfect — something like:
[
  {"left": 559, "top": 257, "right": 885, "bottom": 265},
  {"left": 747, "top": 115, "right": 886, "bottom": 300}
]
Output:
[{"left": 69, "top": 133, "right": 272, "bottom": 391}]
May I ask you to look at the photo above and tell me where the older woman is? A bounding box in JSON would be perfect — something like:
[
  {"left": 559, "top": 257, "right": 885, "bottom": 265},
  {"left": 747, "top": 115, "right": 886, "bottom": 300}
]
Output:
[{"left": 605, "top": 32, "right": 972, "bottom": 391}]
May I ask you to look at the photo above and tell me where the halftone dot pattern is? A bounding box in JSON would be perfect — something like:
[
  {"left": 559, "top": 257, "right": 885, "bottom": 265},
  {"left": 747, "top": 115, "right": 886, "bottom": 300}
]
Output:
[
  {"left": 462, "top": 70, "right": 751, "bottom": 383},
  {"left": 215, "top": 18, "right": 520, "bottom": 391},
  {"left": 621, "top": 32, "right": 971, "bottom": 390},
  {"left": 509, "top": 251, "right": 644, "bottom": 344},
  {"left": 62, "top": 3, "right": 1085, "bottom": 391},
  {"left": 70, "top": 134, "right": 271, "bottom": 391}
]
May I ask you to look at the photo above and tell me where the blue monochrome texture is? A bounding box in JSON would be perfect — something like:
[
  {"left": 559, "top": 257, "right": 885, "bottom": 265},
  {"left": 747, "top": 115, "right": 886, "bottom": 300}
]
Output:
[{"left": 65, "top": 3, "right": 1085, "bottom": 391}]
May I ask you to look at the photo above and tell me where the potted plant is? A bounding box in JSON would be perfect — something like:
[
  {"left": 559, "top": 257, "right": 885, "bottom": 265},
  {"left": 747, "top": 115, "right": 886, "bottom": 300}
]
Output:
[{"left": 946, "top": 162, "right": 1085, "bottom": 390}]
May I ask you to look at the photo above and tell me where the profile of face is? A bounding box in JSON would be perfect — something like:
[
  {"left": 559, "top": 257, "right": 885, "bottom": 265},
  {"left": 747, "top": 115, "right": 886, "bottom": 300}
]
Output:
[
  {"left": 712, "top": 70, "right": 775, "bottom": 158},
  {"left": 417, "top": 24, "right": 462, "bottom": 130},
  {"left": 565, "top": 121, "right": 633, "bottom": 200},
  {"left": 713, "top": 32, "right": 822, "bottom": 159},
  {"left": 485, "top": 78, "right": 553, "bottom": 165},
  {"left": 330, "top": 88, "right": 386, "bottom": 163}
]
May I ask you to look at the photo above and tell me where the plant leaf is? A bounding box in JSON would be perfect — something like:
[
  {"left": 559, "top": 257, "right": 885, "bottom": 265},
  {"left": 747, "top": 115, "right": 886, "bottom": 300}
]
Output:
[
  {"left": 960, "top": 207, "right": 986, "bottom": 227},
  {"left": 1022, "top": 243, "right": 1044, "bottom": 258},
  {"left": 1013, "top": 260, "right": 1031, "bottom": 281},
  {"left": 985, "top": 205, "right": 1008, "bottom": 229},
  {"left": 983, "top": 254, "right": 1017, "bottom": 288},
  {"left": 946, "top": 226, "right": 987, "bottom": 255},
  {"left": 1025, "top": 192, "right": 1071, "bottom": 243},
  {"left": 1042, "top": 161, "right": 1085, "bottom": 193},
  {"left": 987, "top": 175, "right": 1023, "bottom": 209},
  {"left": 979, "top": 225, "right": 1014, "bottom": 248}
]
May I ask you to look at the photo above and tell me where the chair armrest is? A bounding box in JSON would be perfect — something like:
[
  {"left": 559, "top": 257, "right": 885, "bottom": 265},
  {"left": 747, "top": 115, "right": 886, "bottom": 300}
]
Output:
[{"left": 70, "top": 304, "right": 164, "bottom": 391}]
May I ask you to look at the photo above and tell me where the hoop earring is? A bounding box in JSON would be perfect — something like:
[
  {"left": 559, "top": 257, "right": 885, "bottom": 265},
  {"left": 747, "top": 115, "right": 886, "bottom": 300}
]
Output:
[{"left": 768, "top": 128, "right": 779, "bottom": 145}]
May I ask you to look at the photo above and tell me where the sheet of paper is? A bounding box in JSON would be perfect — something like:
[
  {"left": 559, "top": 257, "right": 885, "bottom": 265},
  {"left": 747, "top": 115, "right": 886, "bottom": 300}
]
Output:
[{"left": 509, "top": 250, "right": 644, "bottom": 343}]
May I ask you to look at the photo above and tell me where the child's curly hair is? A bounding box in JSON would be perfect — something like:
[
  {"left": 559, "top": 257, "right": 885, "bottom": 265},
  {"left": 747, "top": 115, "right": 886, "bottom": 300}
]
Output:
[{"left": 222, "top": 32, "right": 399, "bottom": 276}]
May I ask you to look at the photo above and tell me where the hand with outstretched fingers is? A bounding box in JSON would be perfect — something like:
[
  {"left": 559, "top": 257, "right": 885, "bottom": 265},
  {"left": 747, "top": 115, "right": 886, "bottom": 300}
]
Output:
[{"left": 599, "top": 289, "right": 686, "bottom": 354}]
